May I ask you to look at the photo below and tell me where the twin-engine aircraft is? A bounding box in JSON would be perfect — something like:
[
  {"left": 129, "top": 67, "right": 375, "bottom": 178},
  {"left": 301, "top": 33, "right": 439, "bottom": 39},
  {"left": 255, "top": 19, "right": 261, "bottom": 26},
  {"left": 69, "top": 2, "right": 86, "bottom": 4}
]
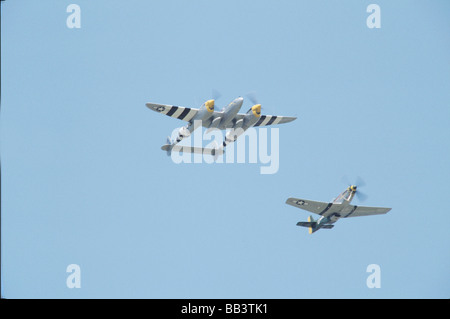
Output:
[
  {"left": 145, "top": 97, "right": 296, "bottom": 155},
  {"left": 286, "top": 184, "right": 391, "bottom": 234}
]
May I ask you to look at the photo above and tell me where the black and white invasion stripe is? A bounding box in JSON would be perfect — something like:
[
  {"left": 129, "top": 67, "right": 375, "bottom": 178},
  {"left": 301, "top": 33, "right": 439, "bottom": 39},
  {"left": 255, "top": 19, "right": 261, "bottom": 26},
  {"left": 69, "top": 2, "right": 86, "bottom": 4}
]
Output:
[
  {"left": 253, "top": 115, "right": 283, "bottom": 127},
  {"left": 146, "top": 103, "right": 197, "bottom": 122}
]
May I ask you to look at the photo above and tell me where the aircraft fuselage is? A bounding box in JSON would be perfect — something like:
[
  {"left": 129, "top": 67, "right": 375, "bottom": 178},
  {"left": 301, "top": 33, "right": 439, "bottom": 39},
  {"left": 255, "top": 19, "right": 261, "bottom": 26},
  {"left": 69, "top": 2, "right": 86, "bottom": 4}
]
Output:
[{"left": 217, "top": 97, "right": 244, "bottom": 129}]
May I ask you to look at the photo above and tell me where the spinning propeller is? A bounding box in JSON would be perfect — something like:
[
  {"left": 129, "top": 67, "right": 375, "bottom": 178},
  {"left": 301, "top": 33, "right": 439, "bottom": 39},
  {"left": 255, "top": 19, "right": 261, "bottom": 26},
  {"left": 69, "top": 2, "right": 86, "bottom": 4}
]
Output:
[
  {"left": 195, "top": 89, "right": 222, "bottom": 111},
  {"left": 343, "top": 176, "right": 368, "bottom": 202},
  {"left": 245, "top": 92, "right": 265, "bottom": 116},
  {"left": 206, "top": 89, "right": 224, "bottom": 111},
  {"left": 211, "top": 88, "right": 222, "bottom": 102}
]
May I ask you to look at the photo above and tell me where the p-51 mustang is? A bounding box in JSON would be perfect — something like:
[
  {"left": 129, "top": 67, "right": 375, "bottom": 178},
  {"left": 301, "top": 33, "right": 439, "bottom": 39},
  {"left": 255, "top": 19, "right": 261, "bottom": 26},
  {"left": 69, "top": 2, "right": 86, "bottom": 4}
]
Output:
[
  {"left": 285, "top": 185, "right": 391, "bottom": 234},
  {"left": 145, "top": 97, "right": 296, "bottom": 155}
]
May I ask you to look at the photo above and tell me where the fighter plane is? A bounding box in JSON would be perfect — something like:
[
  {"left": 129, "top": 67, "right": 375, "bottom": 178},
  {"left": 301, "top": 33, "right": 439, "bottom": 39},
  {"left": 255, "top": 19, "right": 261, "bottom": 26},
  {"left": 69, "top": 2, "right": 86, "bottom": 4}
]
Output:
[
  {"left": 145, "top": 96, "right": 296, "bottom": 155},
  {"left": 285, "top": 184, "right": 391, "bottom": 234}
]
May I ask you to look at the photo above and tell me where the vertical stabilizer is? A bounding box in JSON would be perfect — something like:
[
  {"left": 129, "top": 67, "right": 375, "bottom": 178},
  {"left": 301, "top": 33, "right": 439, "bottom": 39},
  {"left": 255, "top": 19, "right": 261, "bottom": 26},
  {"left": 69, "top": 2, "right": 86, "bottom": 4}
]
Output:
[{"left": 307, "top": 215, "right": 315, "bottom": 234}]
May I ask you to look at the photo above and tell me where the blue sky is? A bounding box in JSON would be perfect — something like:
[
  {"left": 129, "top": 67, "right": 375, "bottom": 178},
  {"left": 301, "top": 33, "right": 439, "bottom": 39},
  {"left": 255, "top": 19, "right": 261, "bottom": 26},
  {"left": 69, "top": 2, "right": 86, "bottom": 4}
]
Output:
[{"left": 1, "top": 0, "right": 449, "bottom": 298}]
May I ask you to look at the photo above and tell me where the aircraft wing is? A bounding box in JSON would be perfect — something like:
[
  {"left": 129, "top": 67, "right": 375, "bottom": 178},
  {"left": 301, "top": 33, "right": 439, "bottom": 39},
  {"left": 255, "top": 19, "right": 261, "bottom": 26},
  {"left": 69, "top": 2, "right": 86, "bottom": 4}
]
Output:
[
  {"left": 343, "top": 205, "right": 391, "bottom": 218},
  {"left": 146, "top": 103, "right": 198, "bottom": 122},
  {"left": 287, "top": 197, "right": 391, "bottom": 218},
  {"left": 253, "top": 115, "right": 297, "bottom": 127},
  {"left": 224, "top": 114, "right": 297, "bottom": 129},
  {"left": 285, "top": 198, "right": 337, "bottom": 216}
]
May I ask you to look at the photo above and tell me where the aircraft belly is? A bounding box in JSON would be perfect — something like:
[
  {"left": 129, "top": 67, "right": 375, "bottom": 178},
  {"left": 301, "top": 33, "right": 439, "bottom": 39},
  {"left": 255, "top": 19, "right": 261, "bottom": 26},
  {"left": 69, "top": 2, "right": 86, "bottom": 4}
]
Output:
[
  {"left": 327, "top": 205, "right": 355, "bottom": 220},
  {"left": 219, "top": 105, "right": 241, "bottom": 129},
  {"left": 327, "top": 213, "right": 341, "bottom": 223},
  {"left": 322, "top": 204, "right": 349, "bottom": 222},
  {"left": 321, "top": 204, "right": 343, "bottom": 217},
  {"left": 219, "top": 116, "right": 237, "bottom": 129}
]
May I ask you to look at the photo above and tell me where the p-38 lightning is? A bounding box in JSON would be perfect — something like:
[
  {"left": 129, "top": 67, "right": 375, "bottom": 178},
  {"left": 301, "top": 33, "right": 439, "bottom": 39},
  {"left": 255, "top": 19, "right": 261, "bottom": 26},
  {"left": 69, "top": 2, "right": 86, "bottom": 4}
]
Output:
[
  {"left": 145, "top": 96, "right": 296, "bottom": 155},
  {"left": 285, "top": 183, "right": 391, "bottom": 234}
]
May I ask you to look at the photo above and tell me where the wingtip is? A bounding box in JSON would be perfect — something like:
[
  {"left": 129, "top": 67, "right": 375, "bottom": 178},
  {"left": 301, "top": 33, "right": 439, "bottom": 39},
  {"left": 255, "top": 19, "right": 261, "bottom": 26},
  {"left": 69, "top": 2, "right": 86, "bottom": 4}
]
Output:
[{"left": 285, "top": 198, "right": 299, "bottom": 206}]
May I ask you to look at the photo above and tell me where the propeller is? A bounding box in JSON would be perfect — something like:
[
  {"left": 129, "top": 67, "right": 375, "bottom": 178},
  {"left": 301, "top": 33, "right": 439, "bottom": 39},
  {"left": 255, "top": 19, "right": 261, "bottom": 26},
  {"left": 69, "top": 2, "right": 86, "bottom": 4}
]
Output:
[
  {"left": 211, "top": 89, "right": 222, "bottom": 101},
  {"left": 354, "top": 187, "right": 368, "bottom": 202},
  {"left": 195, "top": 89, "right": 222, "bottom": 108},
  {"left": 246, "top": 91, "right": 259, "bottom": 106},
  {"left": 342, "top": 176, "right": 368, "bottom": 202},
  {"left": 245, "top": 91, "right": 270, "bottom": 114},
  {"left": 355, "top": 176, "right": 366, "bottom": 188}
]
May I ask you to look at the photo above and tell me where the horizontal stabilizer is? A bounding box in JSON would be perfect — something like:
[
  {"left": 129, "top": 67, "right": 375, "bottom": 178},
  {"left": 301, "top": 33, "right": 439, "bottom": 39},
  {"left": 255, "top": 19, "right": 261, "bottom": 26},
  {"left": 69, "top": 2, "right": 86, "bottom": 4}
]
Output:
[
  {"left": 161, "top": 144, "right": 224, "bottom": 156},
  {"left": 321, "top": 225, "right": 334, "bottom": 229},
  {"left": 296, "top": 221, "right": 316, "bottom": 228}
]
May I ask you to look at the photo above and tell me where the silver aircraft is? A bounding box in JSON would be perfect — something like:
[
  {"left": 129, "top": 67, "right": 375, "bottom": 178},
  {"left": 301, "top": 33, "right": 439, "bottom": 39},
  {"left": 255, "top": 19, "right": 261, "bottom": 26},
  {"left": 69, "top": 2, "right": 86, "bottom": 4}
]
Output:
[
  {"left": 146, "top": 97, "right": 296, "bottom": 155},
  {"left": 286, "top": 185, "right": 391, "bottom": 234}
]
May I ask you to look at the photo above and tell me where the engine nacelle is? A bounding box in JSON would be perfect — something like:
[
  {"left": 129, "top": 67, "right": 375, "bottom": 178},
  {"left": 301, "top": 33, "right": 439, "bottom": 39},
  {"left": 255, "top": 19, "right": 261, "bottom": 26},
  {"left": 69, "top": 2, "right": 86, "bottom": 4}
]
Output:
[
  {"left": 195, "top": 99, "right": 215, "bottom": 123},
  {"left": 243, "top": 104, "right": 261, "bottom": 129},
  {"left": 178, "top": 126, "right": 191, "bottom": 138}
]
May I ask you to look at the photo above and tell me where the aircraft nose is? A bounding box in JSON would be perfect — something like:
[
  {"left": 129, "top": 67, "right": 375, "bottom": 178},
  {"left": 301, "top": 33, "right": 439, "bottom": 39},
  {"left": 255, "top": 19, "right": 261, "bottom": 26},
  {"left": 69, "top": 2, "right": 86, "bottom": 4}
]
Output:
[{"left": 231, "top": 97, "right": 243, "bottom": 108}]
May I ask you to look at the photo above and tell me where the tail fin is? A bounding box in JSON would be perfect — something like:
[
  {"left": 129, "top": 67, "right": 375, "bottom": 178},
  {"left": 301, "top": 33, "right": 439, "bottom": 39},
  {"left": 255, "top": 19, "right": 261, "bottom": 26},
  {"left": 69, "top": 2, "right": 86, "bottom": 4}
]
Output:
[
  {"left": 307, "top": 215, "right": 315, "bottom": 234},
  {"left": 211, "top": 141, "right": 225, "bottom": 161},
  {"left": 165, "top": 136, "right": 173, "bottom": 156},
  {"left": 296, "top": 215, "right": 316, "bottom": 234}
]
